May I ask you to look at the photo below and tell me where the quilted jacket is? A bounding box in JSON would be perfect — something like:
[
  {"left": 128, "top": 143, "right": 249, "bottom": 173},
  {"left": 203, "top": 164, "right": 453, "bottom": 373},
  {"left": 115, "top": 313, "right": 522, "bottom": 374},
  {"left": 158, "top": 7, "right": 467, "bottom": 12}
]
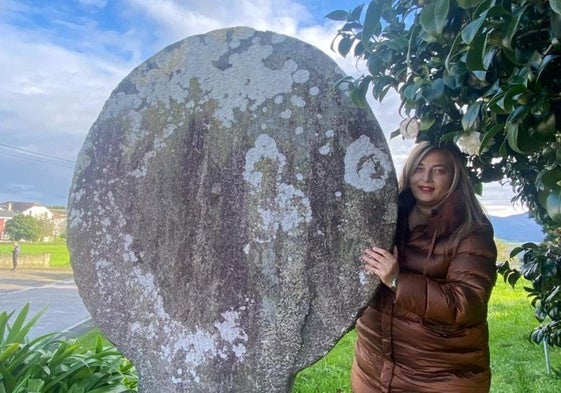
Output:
[{"left": 352, "top": 190, "right": 497, "bottom": 393}]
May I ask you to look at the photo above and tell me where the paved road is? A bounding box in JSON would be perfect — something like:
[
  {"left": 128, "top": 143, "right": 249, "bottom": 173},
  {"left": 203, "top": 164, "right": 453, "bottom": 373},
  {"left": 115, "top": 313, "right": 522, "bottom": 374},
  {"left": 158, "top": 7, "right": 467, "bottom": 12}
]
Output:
[{"left": 0, "top": 268, "right": 93, "bottom": 338}]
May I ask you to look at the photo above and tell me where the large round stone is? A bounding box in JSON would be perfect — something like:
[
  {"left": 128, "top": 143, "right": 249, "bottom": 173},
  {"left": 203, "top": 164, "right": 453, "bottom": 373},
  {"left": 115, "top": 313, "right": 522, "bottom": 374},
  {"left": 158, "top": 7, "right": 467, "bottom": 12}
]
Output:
[{"left": 68, "top": 27, "right": 397, "bottom": 392}]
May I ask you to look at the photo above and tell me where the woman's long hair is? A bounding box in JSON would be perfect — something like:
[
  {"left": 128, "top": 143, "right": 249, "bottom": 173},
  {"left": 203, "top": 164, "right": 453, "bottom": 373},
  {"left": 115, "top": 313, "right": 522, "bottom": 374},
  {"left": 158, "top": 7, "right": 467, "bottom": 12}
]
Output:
[{"left": 399, "top": 141, "right": 488, "bottom": 250}]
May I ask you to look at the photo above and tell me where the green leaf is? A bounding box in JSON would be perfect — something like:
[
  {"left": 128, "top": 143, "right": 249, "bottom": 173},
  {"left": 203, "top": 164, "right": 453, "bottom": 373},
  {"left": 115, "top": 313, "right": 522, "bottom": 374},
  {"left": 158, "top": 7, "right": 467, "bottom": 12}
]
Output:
[
  {"left": 537, "top": 54, "right": 561, "bottom": 82},
  {"left": 0, "top": 343, "right": 20, "bottom": 362},
  {"left": 457, "top": 0, "right": 484, "bottom": 9},
  {"left": 461, "top": 12, "right": 487, "bottom": 44},
  {"left": 510, "top": 246, "right": 524, "bottom": 258},
  {"left": 474, "top": 182, "right": 483, "bottom": 195},
  {"left": 506, "top": 123, "right": 524, "bottom": 154},
  {"left": 422, "top": 78, "right": 445, "bottom": 101},
  {"left": 466, "top": 33, "right": 487, "bottom": 71},
  {"left": 552, "top": 10, "right": 561, "bottom": 40},
  {"left": 325, "top": 10, "right": 350, "bottom": 21},
  {"left": 337, "top": 36, "right": 353, "bottom": 57},
  {"left": 420, "top": 0, "right": 450, "bottom": 39},
  {"left": 462, "top": 101, "right": 483, "bottom": 131},
  {"left": 536, "top": 168, "right": 561, "bottom": 191},
  {"left": 444, "top": 30, "right": 466, "bottom": 69},
  {"left": 501, "top": 4, "right": 529, "bottom": 50},
  {"left": 551, "top": 0, "right": 561, "bottom": 16},
  {"left": 402, "top": 80, "right": 423, "bottom": 101},
  {"left": 479, "top": 123, "right": 503, "bottom": 153},
  {"left": 351, "top": 3, "right": 365, "bottom": 20},
  {"left": 506, "top": 104, "right": 528, "bottom": 125},
  {"left": 546, "top": 190, "right": 561, "bottom": 223},
  {"left": 349, "top": 77, "right": 371, "bottom": 108},
  {"left": 506, "top": 269, "right": 521, "bottom": 288},
  {"left": 361, "top": 1, "right": 382, "bottom": 48}
]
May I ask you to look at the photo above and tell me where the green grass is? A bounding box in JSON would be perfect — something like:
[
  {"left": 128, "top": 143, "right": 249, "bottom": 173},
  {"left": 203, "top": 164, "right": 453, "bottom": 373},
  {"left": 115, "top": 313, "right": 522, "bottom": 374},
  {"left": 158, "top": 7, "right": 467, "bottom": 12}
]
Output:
[
  {"left": 0, "top": 239, "right": 70, "bottom": 267},
  {"left": 488, "top": 278, "right": 561, "bottom": 393}
]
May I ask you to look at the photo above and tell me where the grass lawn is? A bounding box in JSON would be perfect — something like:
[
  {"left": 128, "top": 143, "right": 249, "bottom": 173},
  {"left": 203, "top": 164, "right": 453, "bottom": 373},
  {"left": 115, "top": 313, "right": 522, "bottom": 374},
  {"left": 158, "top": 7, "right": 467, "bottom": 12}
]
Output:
[{"left": 0, "top": 239, "right": 70, "bottom": 268}]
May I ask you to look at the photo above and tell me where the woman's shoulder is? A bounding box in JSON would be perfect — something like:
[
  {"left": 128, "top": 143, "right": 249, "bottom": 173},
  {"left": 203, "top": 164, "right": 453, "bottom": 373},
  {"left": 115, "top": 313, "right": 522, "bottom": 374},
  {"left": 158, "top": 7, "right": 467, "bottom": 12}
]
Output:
[{"left": 457, "top": 219, "right": 496, "bottom": 256}]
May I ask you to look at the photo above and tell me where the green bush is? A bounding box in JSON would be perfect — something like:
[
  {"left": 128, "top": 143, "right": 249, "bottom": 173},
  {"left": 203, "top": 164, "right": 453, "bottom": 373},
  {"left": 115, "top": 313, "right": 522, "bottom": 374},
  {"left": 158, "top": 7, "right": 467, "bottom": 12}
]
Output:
[{"left": 0, "top": 304, "right": 137, "bottom": 392}]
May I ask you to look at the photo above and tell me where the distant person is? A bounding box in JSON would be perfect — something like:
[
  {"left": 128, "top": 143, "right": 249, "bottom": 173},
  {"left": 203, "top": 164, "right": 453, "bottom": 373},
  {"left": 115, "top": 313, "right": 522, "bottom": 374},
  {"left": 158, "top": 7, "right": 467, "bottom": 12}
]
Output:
[
  {"left": 11, "top": 241, "right": 20, "bottom": 271},
  {"left": 352, "top": 142, "right": 497, "bottom": 392}
]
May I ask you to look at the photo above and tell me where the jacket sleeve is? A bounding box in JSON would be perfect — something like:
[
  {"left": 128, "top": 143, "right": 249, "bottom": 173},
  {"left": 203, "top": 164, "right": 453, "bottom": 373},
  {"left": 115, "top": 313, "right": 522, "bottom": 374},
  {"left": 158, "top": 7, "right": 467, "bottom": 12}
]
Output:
[{"left": 394, "top": 229, "right": 497, "bottom": 326}]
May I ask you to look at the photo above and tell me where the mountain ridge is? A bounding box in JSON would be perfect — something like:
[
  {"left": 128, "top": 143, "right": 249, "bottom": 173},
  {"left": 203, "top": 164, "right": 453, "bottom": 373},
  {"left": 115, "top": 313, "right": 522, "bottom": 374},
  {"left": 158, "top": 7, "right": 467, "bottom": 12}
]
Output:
[{"left": 489, "top": 213, "right": 544, "bottom": 243}]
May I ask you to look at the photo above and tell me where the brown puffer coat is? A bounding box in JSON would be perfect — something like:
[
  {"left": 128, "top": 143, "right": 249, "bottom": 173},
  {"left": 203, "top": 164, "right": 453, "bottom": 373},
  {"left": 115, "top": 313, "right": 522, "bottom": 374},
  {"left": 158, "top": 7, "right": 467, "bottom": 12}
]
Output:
[{"left": 352, "top": 190, "right": 497, "bottom": 393}]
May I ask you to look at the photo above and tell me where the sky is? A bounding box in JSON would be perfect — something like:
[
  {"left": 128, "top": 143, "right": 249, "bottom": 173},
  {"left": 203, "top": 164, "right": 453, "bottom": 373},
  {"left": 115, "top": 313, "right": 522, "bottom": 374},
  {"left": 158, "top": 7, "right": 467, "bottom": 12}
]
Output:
[{"left": 0, "top": 0, "right": 526, "bottom": 216}]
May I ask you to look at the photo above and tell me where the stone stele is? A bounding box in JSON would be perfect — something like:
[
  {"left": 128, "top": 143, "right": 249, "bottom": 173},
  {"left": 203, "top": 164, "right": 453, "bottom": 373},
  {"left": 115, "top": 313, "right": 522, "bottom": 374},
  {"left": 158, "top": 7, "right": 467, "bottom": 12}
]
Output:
[{"left": 67, "top": 27, "right": 398, "bottom": 392}]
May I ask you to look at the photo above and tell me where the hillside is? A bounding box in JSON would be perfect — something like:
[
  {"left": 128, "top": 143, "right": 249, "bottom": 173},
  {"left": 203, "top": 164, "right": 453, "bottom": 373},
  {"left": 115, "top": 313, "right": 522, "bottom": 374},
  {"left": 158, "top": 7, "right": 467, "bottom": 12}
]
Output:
[{"left": 489, "top": 213, "right": 544, "bottom": 243}]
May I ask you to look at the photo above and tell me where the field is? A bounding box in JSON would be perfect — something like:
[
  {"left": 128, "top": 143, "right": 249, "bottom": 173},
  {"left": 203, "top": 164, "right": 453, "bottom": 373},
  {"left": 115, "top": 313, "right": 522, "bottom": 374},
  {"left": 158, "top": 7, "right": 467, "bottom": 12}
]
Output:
[{"left": 0, "top": 239, "right": 70, "bottom": 267}]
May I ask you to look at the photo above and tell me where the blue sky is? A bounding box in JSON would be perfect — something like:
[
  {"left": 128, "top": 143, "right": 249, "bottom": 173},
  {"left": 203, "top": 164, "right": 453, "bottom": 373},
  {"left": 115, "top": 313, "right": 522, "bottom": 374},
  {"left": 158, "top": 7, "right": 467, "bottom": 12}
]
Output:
[{"left": 0, "top": 0, "right": 524, "bottom": 216}]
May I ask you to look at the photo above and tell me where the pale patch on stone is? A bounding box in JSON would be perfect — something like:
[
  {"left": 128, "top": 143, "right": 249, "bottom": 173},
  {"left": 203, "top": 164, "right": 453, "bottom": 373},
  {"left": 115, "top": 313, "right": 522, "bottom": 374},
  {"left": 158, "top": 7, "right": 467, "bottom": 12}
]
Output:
[
  {"left": 309, "top": 86, "right": 320, "bottom": 96},
  {"left": 243, "top": 134, "right": 286, "bottom": 187},
  {"left": 325, "top": 130, "right": 335, "bottom": 138},
  {"left": 214, "top": 310, "right": 248, "bottom": 360},
  {"left": 291, "top": 96, "right": 306, "bottom": 107},
  {"left": 296, "top": 173, "right": 303, "bottom": 181},
  {"left": 68, "top": 206, "right": 83, "bottom": 229},
  {"left": 244, "top": 135, "right": 312, "bottom": 242},
  {"left": 335, "top": 191, "right": 342, "bottom": 198},
  {"left": 279, "top": 109, "right": 292, "bottom": 119},
  {"left": 284, "top": 59, "right": 298, "bottom": 73},
  {"left": 319, "top": 145, "right": 331, "bottom": 155},
  {"left": 344, "top": 135, "right": 392, "bottom": 192},
  {"left": 359, "top": 271, "right": 368, "bottom": 285},
  {"left": 295, "top": 126, "right": 303, "bottom": 135},
  {"left": 292, "top": 69, "right": 310, "bottom": 84},
  {"left": 274, "top": 95, "right": 284, "bottom": 104},
  {"left": 101, "top": 30, "right": 313, "bottom": 129},
  {"left": 275, "top": 183, "right": 312, "bottom": 233}
]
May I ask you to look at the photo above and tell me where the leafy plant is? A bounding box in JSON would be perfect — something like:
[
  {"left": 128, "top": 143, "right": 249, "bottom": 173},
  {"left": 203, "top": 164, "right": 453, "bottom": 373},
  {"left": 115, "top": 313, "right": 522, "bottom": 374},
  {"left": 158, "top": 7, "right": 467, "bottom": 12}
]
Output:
[
  {"left": 5, "top": 215, "right": 42, "bottom": 242},
  {"left": 327, "top": 0, "right": 561, "bottom": 346},
  {"left": 0, "top": 304, "right": 137, "bottom": 392}
]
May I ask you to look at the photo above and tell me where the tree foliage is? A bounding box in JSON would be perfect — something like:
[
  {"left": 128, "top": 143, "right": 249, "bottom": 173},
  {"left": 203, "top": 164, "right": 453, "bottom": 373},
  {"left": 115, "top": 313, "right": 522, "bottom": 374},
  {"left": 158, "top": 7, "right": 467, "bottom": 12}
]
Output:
[
  {"left": 5, "top": 215, "right": 42, "bottom": 242},
  {"left": 327, "top": 0, "right": 561, "bottom": 346}
]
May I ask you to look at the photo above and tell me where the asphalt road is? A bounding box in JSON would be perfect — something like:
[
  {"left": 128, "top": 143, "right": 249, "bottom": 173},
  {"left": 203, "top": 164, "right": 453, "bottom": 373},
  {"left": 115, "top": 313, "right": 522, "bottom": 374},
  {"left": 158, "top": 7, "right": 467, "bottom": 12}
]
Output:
[{"left": 0, "top": 268, "right": 93, "bottom": 339}]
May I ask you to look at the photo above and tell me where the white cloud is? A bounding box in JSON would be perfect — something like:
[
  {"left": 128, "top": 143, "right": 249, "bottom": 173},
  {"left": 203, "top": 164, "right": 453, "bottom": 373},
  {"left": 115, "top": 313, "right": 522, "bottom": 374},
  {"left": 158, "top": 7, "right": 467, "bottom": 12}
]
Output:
[{"left": 0, "top": 22, "right": 134, "bottom": 140}]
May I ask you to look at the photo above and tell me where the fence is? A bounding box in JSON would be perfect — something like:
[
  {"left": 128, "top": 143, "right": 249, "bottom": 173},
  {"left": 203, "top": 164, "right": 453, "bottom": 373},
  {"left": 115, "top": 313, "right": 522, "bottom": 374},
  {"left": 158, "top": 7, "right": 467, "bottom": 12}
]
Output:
[{"left": 0, "top": 254, "right": 50, "bottom": 268}]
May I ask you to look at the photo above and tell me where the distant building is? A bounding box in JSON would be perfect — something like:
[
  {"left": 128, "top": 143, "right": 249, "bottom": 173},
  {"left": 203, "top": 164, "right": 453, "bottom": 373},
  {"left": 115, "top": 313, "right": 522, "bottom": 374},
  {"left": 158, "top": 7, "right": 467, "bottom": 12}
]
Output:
[
  {"left": 0, "top": 201, "right": 54, "bottom": 220},
  {"left": 0, "top": 207, "right": 17, "bottom": 240},
  {"left": 0, "top": 201, "right": 66, "bottom": 241}
]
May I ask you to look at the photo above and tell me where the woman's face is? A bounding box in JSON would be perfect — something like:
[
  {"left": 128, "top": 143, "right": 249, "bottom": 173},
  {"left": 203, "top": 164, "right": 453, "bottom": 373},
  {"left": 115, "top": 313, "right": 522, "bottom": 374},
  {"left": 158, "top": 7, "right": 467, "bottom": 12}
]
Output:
[{"left": 409, "top": 150, "right": 454, "bottom": 210}]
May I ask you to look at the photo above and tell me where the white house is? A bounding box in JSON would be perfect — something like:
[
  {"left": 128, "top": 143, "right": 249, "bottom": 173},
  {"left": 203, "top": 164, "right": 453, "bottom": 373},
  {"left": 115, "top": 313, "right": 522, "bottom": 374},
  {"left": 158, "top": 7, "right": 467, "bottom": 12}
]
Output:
[{"left": 0, "top": 201, "right": 66, "bottom": 240}]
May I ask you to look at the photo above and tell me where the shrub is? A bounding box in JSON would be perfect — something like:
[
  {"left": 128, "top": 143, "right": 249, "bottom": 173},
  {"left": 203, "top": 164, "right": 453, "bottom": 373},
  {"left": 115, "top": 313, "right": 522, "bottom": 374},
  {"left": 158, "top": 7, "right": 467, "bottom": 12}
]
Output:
[{"left": 0, "top": 304, "right": 137, "bottom": 392}]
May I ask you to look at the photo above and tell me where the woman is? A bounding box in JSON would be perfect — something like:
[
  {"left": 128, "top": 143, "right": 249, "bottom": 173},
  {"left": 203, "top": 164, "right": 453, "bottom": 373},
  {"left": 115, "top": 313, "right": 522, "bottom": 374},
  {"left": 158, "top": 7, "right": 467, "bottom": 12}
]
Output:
[{"left": 352, "top": 142, "right": 497, "bottom": 392}]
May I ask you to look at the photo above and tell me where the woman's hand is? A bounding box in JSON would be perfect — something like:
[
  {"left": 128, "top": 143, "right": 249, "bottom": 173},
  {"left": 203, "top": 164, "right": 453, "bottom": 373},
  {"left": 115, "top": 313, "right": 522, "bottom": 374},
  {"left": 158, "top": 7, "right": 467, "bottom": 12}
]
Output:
[{"left": 362, "top": 246, "right": 399, "bottom": 289}]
